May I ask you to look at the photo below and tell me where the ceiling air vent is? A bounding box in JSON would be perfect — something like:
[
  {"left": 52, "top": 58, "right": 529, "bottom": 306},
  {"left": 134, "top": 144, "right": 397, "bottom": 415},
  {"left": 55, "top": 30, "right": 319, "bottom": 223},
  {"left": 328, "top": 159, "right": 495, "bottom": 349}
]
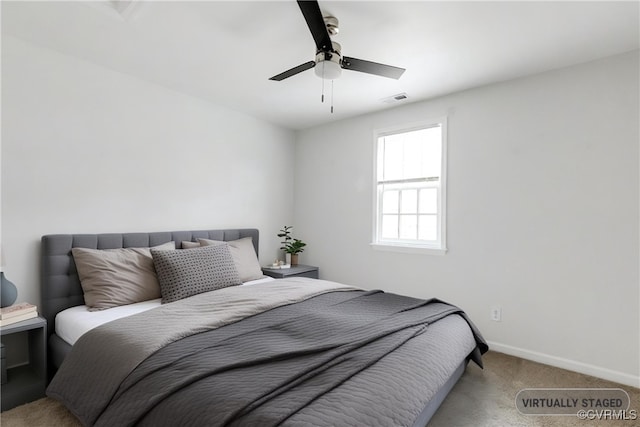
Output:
[{"left": 381, "top": 93, "right": 408, "bottom": 104}]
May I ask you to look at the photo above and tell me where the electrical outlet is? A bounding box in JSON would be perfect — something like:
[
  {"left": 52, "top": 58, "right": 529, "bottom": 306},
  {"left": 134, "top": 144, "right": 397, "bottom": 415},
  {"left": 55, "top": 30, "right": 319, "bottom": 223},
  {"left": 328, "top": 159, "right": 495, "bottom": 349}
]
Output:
[{"left": 491, "top": 306, "right": 502, "bottom": 322}]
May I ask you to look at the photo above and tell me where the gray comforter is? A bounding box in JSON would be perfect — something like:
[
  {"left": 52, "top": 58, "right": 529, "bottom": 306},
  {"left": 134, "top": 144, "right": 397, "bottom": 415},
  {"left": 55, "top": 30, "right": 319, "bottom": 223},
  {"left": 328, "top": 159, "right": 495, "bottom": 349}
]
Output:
[{"left": 48, "top": 278, "right": 487, "bottom": 427}]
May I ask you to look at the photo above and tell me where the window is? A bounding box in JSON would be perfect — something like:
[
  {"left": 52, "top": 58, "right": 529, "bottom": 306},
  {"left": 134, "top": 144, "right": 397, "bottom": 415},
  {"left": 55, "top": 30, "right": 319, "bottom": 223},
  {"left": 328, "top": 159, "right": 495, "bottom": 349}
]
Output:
[{"left": 373, "top": 119, "right": 447, "bottom": 254}]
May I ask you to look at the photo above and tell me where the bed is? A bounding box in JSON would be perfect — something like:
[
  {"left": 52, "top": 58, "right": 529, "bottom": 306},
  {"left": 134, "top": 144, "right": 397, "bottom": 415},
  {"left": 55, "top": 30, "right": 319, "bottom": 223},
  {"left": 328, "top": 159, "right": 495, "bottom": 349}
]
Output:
[{"left": 41, "top": 228, "right": 487, "bottom": 427}]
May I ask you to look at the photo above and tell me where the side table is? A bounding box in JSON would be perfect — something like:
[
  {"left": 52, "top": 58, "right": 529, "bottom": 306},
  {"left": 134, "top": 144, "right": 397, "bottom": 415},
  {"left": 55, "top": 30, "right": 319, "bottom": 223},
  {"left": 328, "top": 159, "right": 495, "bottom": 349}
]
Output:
[
  {"left": 0, "top": 316, "right": 47, "bottom": 411},
  {"left": 262, "top": 264, "right": 319, "bottom": 279}
]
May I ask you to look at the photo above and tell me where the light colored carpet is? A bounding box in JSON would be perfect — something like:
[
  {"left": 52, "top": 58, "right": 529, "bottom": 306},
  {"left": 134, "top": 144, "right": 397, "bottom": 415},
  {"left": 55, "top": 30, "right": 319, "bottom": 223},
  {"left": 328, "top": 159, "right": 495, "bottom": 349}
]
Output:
[
  {"left": 1, "top": 351, "right": 637, "bottom": 426},
  {"left": 429, "top": 352, "right": 639, "bottom": 427}
]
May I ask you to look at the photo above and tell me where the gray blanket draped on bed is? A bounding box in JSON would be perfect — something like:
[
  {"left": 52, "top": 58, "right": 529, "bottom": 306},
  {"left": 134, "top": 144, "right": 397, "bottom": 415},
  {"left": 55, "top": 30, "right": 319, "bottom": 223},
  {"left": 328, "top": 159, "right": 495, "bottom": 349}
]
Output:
[{"left": 49, "top": 287, "right": 487, "bottom": 427}]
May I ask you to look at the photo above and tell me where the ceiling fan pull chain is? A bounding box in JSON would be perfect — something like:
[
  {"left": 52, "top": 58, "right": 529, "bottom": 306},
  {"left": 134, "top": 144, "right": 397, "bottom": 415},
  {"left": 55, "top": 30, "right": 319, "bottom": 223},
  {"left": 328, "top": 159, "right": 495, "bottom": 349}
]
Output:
[
  {"left": 321, "top": 61, "right": 325, "bottom": 103},
  {"left": 330, "top": 79, "right": 334, "bottom": 114}
]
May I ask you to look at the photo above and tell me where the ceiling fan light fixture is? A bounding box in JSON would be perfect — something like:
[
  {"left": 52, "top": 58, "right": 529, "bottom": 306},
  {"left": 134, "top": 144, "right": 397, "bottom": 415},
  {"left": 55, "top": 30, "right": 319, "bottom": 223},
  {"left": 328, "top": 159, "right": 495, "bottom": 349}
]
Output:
[
  {"left": 314, "top": 41, "right": 342, "bottom": 80},
  {"left": 315, "top": 57, "right": 342, "bottom": 80}
]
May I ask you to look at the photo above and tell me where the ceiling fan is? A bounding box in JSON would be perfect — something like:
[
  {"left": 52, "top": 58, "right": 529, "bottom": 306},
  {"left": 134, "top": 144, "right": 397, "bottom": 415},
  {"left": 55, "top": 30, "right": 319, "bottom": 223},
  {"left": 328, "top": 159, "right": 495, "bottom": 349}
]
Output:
[{"left": 269, "top": 0, "right": 406, "bottom": 82}]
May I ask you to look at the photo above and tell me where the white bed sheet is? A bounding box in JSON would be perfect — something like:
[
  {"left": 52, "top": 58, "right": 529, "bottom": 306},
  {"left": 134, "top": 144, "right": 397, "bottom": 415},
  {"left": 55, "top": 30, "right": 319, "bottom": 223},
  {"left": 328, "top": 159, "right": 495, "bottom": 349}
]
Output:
[{"left": 56, "top": 277, "right": 276, "bottom": 345}]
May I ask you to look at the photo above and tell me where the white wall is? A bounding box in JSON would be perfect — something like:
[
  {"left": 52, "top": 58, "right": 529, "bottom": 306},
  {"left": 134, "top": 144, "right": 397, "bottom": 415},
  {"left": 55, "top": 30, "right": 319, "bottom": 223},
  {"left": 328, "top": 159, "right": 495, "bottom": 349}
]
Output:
[
  {"left": 1, "top": 36, "right": 295, "bottom": 306},
  {"left": 294, "top": 51, "right": 639, "bottom": 386},
  {"left": 2, "top": 33, "right": 638, "bottom": 388}
]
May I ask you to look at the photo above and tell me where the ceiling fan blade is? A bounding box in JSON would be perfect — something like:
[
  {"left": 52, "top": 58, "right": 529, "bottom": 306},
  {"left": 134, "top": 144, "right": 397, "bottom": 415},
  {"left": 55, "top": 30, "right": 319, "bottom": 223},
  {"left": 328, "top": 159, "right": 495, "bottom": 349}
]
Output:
[
  {"left": 342, "top": 56, "right": 406, "bottom": 80},
  {"left": 297, "top": 0, "right": 332, "bottom": 52},
  {"left": 269, "top": 61, "right": 316, "bottom": 81}
]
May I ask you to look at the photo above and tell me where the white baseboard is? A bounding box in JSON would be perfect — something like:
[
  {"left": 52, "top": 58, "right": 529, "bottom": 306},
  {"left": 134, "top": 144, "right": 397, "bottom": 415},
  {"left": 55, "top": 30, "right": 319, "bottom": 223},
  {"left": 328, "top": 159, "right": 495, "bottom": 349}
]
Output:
[{"left": 487, "top": 341, "right": 640, "bottom": 389}]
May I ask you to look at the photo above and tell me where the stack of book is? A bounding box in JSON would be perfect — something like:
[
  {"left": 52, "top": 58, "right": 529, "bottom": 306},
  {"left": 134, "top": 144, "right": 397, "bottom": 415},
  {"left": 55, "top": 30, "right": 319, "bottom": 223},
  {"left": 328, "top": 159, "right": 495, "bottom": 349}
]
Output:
[{"left": 0, "top": 303, "right": 38, "bottom": 327}]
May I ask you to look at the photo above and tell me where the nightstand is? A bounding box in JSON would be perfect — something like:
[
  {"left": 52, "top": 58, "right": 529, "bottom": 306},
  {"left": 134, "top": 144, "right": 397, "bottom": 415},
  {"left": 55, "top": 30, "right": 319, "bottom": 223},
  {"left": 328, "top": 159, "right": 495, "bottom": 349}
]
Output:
[
  {"left": 262, "top": 264, "right": 319, "bottom": 279},
  {"left": 0, "top": 316, "right": 47, "bottom": 411}
]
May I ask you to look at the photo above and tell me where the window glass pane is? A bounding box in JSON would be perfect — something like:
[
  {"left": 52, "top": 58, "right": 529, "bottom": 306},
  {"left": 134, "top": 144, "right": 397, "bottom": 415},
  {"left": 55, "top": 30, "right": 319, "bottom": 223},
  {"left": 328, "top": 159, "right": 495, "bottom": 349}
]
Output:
[
  {"left": 421, "top": 126, "right": 442, "bottom": 178},
  {"left": 400, "top": 189, "right": 417, "bottom": 214},
  {"left": 376, "top": 141, "right": 385, "bottom": 181},
  {"left": 418, "top": 215, "right": 438, "bottom": 241},
  {"left": 382, "top": 137, "right": 404, "bottom": 181},
  {"left": 419, "top": 188, "right": 438, "bottom": 214},
  {"left": 382, "top": 190, "right": 399, "bottom": 214},
  {"left": 379, "top": 126, "right": 442, "bottom": 183},
  {"left": 404, "top": 134, "right": 423, "bottom": 179},
  {"left": 381, "top": 215, "right": 398, "bottom": 239},
  {"left": 399, "top": 215, "right": 417, "bottom": 240}
]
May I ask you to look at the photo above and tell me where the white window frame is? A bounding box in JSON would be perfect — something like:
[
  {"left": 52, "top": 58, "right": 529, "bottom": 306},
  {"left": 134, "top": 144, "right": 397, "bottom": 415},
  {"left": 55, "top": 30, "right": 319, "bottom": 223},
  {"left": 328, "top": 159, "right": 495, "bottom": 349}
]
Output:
[{"left": 371, "top": 118, "right": 448, "bottom": 255}]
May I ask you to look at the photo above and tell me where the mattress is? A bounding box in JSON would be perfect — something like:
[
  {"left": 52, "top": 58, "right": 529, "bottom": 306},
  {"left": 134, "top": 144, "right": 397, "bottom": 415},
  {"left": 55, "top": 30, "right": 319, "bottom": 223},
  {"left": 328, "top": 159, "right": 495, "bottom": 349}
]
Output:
[{"left": 55, "top": 276, "right": 276, "bottom": 345}]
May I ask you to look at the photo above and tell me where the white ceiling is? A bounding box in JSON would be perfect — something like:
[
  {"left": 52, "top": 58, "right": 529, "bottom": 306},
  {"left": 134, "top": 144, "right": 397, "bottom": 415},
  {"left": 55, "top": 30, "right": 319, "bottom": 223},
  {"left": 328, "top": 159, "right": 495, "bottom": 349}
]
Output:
[{"left": 2, "top": 1, "right": 639, "bottom": 130}]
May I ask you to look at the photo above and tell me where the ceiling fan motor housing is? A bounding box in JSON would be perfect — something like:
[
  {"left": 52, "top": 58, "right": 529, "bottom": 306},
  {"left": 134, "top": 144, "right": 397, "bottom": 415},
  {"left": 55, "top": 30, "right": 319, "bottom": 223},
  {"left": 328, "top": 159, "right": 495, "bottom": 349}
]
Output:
[{"left": 324, "top": 16, "right": 339, "bottom": 36}]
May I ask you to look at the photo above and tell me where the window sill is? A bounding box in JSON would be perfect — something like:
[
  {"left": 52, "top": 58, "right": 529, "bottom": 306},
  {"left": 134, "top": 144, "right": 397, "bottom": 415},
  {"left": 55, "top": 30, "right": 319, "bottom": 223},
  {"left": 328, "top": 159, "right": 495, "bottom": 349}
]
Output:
[{"left": 370, "top": 243, "right": 447, "bottom": 256}]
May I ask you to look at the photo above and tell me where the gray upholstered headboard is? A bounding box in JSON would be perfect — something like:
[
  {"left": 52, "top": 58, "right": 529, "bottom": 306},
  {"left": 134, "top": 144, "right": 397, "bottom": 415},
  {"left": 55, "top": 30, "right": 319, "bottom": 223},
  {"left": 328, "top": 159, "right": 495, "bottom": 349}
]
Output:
[{"left": 40, "top": 228, "right": 259, "bottom": 338}]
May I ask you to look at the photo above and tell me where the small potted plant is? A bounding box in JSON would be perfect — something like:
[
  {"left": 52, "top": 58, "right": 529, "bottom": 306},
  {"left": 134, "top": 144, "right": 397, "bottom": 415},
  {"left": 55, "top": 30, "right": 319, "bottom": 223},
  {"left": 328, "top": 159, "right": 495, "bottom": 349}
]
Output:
[{"left": 278, "top": 225, "right": 306, "bottom": 265}]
